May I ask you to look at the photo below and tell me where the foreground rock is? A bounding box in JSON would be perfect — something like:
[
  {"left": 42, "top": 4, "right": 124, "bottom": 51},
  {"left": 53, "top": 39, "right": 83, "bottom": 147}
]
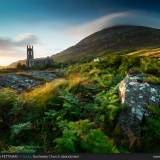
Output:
[{"left": 118, "top": 73, "right": 160, "bottom": 144}]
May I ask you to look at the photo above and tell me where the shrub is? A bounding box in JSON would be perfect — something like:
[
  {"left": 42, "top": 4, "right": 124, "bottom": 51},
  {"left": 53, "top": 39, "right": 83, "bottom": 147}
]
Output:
[
  {"left": 11, "top": 122, "right": 32, "bottom": 136},
  {"left": 54, "top": 120, "right": 93, "bottom": 153},
  {"left": 144, "top": 75, "right": 160, "bottom": 85},
  {"left": 141, "top": 105, "right": 160, "bottom": 152},
  {"left": 54, "top": 120, "right": 119, "bottom": 153},
  {"left": 0, "top": 89, "right": 20, "bottom": 127},
  {"left": 140, "top": 58, "right": 160, "bottom": 76},
  {"left": 142, "top": 117, "right": 160, "bottom": 152},
  {"left": 95, "top": 87, "right": 120, "bottom": 127},
  {"left": 54, "top": 128, "right": 77, "bottom": 153},
  {"left": 81, "top": 129, "right": 119, "bottom": 153}
]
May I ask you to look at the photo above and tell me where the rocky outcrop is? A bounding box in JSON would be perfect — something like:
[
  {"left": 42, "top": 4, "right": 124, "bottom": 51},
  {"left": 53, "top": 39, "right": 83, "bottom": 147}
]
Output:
[
  {"left": 0, "top": 71, "right": 58, "bottom": 92},
  {"left": 0, "top": 74, "right": 41, "bottom": 92},
  {"left": 118, "top": 73, "right": 160, "bottom": 139}
]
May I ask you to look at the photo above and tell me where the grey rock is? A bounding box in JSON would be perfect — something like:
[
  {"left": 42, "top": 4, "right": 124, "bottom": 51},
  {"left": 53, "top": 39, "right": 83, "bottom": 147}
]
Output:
[
  {"left": 0, "top": 74, "right": 41, "bottom": 92},
  {"left": 118, "top": 73, "right": 160, "bottom": 137},
  {"left": 0, "top": 71, "right": 58, "bottom": 92}
]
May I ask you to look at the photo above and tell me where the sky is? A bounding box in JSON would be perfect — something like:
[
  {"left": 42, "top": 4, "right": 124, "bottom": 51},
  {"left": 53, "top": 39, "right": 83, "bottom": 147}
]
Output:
[{"left": 0, "top": 0, "right": 160, "bottom": 66}]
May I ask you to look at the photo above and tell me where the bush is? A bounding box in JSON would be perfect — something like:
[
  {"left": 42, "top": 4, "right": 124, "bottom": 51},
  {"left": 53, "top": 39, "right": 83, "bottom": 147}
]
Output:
[
  {"left": 54, "top": 120, "right": 118, "bottom": 153},
  {"left": 0, "top": 89, "right": 20, "bottom": 127},
  {"left": 95, "top": 87, "right": 120, "bottom": 127},
  {"left": 142, "top": 117, "right": 160, "bottom": 152},
  {"left": 140, "top": 58, "right": 160, "bottom": 76},
  {"left": 54, "top": 129, "right": 77, "bottom": 153},
  {"left": 81, "top": 129, "right": 119, "bottom": 153},
  {"left": 141, "top": 105, "right": 160, "bottom": 152},
  {"left": 144, "top": 75, "right": 160, "bottom": 85},
  {"left": 54, "top": 119, "right": 93, "bottom": 153}
]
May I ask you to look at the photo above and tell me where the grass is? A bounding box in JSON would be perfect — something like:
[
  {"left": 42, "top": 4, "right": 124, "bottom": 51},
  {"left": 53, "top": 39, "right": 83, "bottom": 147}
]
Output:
[
  {"left": 127, "top": 48, "right": 160, "bottom": 58},
  {"left": 144, "top": 75, "right": 160, "bottom": 85},
  {"left": 21, "top": 78, "right": 67, "bottom": 108}
]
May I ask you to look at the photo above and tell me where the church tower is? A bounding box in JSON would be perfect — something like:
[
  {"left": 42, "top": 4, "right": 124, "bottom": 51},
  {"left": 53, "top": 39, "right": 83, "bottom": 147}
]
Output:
[{"left": 27, "top": 45, "right": 34, "bottom": 68}]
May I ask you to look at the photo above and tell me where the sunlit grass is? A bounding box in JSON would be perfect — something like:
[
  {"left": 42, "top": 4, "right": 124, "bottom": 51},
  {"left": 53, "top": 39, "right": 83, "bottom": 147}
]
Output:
[
  {"left": 21, "top": 73, "right": 87, "bottom": 108},
  {"left": 127, "top": 48, "right": 160, "bottom": 57},
  {"left": 21, "top": 78, "right": 67, "bottom": 107},
  {"left": 67, "top": 73, "right": 88, "bottom": 89}
]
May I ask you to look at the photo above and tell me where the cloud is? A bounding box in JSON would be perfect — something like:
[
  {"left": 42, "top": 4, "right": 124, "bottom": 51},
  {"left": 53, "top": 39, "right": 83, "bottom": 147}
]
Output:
[
  {"left": 0, "top": 33, "right": 39, "bottom": 57},
  {"left": 67, "top": 12, "right": 129, "bottom": 37},
  {"left": 15, "top": 33, "right": 38, "bottom": 46},
  {"left": 67, "top": 11, "right": 160, "bottom": 39}
]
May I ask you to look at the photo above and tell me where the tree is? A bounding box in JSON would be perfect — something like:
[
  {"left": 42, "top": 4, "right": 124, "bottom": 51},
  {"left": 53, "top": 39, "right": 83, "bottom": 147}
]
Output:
[{"left": 17, "top": 63, "right": 27, "bottom": 70}]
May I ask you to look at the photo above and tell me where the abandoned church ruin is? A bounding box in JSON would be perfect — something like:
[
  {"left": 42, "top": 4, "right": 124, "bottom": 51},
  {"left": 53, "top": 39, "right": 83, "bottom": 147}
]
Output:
[{"left": 26, "top": 45, "right": 53, "bottom": 68}]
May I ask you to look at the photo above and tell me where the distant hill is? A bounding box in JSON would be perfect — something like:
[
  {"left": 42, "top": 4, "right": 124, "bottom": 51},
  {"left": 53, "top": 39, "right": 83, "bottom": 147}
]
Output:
[
  {"left": 8, "top": 57, "right": 52, "bottom": 68},
  {"left": 52, "top": 25, "right": 160, "bottom": 63},
  {"left": 8, "top": 60, "right": 26, "bottom": 68}
]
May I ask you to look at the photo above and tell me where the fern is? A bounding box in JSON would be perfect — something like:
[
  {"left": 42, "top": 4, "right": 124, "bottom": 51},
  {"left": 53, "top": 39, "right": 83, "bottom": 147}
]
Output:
[
  {"left": 2, "top": 145, "right": 39, "bottom": 153},
  {"left": 81, "top": 129, "right": 119, "bottom": 153},
  {"left": 54, "top": 128, "right": 77, "bottom": 153},
  {"left": 44, "top": 109, "right": 57, "bottom": 119},
  {"left": 95, "top": 87, "right": 120, "bottom": 123},
  {"left": 11, "top": 122, "right": 32, "bottom": 136}
]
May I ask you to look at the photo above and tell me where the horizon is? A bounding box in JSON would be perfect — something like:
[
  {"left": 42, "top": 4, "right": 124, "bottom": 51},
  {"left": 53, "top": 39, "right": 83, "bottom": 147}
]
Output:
[{"left": 0, "top": 0, "right": 160, "bottom": 66}]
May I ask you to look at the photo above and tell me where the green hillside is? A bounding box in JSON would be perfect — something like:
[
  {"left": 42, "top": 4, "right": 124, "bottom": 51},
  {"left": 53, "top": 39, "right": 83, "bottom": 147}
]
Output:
[
  {"left": 127, "top": 48, "right": 160, "bottom": 58},
  {"left": 9, "top": 25, "right": 160, "bottom": 68},
  {"left": 0, "top": 52, "right": 160, "bottom": 153},
  {"left": 52, "top": 25, "right": 160, "bottom": 63}
]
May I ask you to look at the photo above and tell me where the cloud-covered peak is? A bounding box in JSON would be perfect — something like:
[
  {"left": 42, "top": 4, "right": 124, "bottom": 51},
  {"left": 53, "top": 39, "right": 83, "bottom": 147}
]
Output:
[{"left": 67, "top": 11, "right": 160, "bottom": 40}]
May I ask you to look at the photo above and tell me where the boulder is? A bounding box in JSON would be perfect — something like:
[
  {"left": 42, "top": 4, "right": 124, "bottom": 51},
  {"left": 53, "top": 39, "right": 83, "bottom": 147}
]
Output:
[{"left": 118, "top": 73, "right": 160, "bottom": 139}]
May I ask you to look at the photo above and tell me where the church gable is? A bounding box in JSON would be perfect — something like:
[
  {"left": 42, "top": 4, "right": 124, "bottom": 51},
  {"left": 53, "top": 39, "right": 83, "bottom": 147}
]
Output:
[{"left": 26, "top": 45, "right": 53, "bottom": 69}]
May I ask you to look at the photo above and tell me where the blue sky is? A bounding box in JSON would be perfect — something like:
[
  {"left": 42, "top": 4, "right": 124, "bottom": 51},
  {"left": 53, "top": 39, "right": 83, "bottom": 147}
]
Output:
[{"left": 0, "top": 0, "right": 160, "bottom": 65}]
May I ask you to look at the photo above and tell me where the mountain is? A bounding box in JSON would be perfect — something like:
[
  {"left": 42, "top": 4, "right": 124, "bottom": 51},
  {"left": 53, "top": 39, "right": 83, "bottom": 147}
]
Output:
[
  {"left": 8, "top": 57, "right": 52, "bottom": 68},
  {"left": 8, "top": 25, "right": 160, "bottom": 68},
  {"left": 8, "top": 60, "right": 26, "bottom": 68},
  {"left": 52, "top": 25, "right": 160, "bottom": 63}
]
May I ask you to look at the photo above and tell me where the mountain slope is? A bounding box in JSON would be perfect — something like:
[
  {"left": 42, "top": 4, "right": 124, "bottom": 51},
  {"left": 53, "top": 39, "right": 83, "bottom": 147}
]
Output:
[
  {"left": 52, "top": 25, "right": 160, "bottom": 63},
  {"left": 127, "top": 48, "right": 160, "bottom": 58},
  {"left": 8, "top": 60, "right": 26, "bottom": 68}
]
